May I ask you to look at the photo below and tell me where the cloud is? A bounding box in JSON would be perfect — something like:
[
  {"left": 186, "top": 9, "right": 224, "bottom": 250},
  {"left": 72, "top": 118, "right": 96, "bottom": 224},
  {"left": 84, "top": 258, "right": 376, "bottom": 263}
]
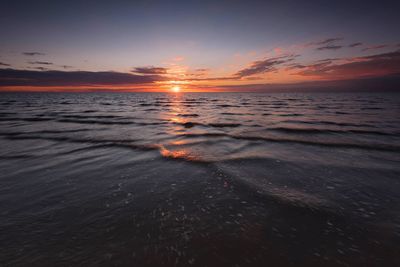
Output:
[
  {"left": 22, "top": 52, "right": 46, "bottom": 56},
  {"left": 294, "top": 50, "right": 400, "bottom": 79},
  {"left": 316, "top": 45, "right": 342, "bottom": 51},
  {"left": 28, "top": 61, "right": 53, "bottom": 65},
  {"left": 286, "top": 58, "right": 341, "bottom": 70},
  {"left": 242, "top": 76, "right": 263, "bottom": 81},
  {"left": 32, "top": 67, "right": 48, "bottom": 71},
  {"left": 185, "top": 76, "right": 232, "bottom": 81},
  {"left": 285, "top": 63, "right": 307, "bottom": 70},
  {"left": 362, "top": 50, "right": 399, "bottom": 60},
  {"left": 349, "top": 42, "right": 363, "bottom": 48},
  {"left": 217, "top": 74, "right": 400, "bottom": 92},
  {"left": 131, "top": 66, "right": 168, "bottom": 75},
  {"left": 289, "top": 60, "right": 333, "bottom": 72},
  {"left": 0, "top": 62, "right": 11, "bottom": 67},
  {"left": 315, "top": 58, "right": 341, "bottom": 62},
  {"left": 362, "top": 44, "right": 388, "bottom": 51},
  {"left": 307, "top": 37, "right": 343, "bottom": 46},
  {"left": 0, "top": 69, "right": 167, "bottom": 87},
  {"left": 235, "top": 54, "right": 298, "bottom": 77},
  {"left": 185, "top": 68, "right": 210, "bottom": 77}
]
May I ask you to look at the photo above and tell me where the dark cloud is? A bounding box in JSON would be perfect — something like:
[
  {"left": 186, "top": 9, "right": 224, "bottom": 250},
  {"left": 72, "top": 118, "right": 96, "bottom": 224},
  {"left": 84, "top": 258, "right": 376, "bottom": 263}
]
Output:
[
  {"left": 61, "top": 65, "right": 73, "bottom": 69},
  {"left": 217, "top": 74, "right": 400, "bottom": 92},
  {"left": 0, "top": 69, "right": 166, "bottom": 87},
  {"left": 315, "top": 58, "right": 341, "bottom": 62},
  {"left": 32, "top": 67, "right": 48, "bottom": 71},
  {"left": 285, "top": 63, "right": 306, "bottom": 70},
  {"left": 131, "top": 66, "right": 168, "bottom": 75},
  {"left": 28, "top": 61, "right": 53, "bottom": 65},
  {"left": 316, "top": 45, "right": 342, "bottom": 51},
  {"left": 235, "top": 54, "right": 298, "bottom": 77},
  {"left": 0, "top": 62, "right": 11, "bottom": 67},
  {"left": 308, "top": 37, "right": 343, "bottom": 46},
  {"left": 186, "top": 68, "right": 210, "bottom": 77},
  {"left": 22, "top": 52, "right": 46, "bottom": 56},
  {"left": 294, "top": 50, "right": 400, "bottom": 79},
  {"left": 362, "top": 44, "right": 388, "bottom": 51},
  {"left": 290, "top": 61, "right": 332, "bottom": 72},
  {"left": 185, "top": 76, "right": 232, "bottom": 81},
  {"left": 349, "top": 42, "right": 363, "bottom": 48}
]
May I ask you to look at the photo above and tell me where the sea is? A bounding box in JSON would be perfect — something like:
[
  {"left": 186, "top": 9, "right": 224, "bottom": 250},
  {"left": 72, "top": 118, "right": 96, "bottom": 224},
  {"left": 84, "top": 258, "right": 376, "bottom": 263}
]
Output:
[{"left": 0, "top": 92, "right": 399, "bottom": 266}]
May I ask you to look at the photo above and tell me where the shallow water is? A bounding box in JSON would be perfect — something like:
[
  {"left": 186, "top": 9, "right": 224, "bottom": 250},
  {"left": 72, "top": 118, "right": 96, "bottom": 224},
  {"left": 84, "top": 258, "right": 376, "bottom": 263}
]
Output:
[{"left": 0, "top": 92, "right": 400, "bottom": 266}]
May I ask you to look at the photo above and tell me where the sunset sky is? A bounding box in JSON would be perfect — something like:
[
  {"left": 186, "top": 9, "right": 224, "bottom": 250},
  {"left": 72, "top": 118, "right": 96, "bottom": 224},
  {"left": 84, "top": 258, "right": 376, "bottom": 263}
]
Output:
[{"left": 1, "top": 0, "right": 399, "bottom": 92}]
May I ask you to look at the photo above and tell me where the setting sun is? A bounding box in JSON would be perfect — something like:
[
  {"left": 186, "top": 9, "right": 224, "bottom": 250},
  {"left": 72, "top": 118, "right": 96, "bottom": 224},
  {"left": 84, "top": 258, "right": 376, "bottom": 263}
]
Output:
[{"left": 172, "top": 85, "right": 181, "bottom": 93}]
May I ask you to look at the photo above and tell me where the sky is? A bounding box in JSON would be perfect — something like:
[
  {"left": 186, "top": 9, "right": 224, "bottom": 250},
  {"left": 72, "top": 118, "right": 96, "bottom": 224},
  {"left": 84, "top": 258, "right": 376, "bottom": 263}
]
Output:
[{"left": 0, "top": 0, "right": 399, "bottom": 92}]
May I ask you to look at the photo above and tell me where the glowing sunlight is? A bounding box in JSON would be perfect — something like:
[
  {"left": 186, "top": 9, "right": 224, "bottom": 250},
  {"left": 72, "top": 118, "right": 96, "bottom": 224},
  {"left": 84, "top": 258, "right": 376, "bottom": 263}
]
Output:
[{"left": 171, "top": 85, "right": 181, "bottom": 93}]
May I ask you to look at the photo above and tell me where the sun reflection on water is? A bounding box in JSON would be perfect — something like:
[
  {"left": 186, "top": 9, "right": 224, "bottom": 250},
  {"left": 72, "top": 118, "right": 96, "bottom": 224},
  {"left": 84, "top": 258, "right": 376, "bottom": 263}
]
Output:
[{"left": 158, "top": 144, "right": 198, "bottom": 161}]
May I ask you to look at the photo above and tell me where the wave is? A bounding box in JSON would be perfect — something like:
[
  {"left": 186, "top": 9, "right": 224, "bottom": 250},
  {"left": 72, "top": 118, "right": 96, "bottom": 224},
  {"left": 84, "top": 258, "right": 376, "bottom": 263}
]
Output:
[
  {"left": 208, "top": 123, "right": 241, "bottom": 128},
  {"left": 0, "top": 117, "right": 53, "bottom": 122},
  {"left": 278, "top": 114, "right": 303, "bottom": 117},
  {"left": 179, "top": 122, "right": 200, "bottom": 128},
  {"left": 267, "top": 127, "right": 398, "bottom": 136},
  {"left": 283, "top": 120, "right": 377, "bottom": 128},
  {"left": 0, "top": 115, "right": 242, "bottom": 129},
  {"left": 174, "top": 121, "right": 242, "bottom": 129},
  {"left": 57, "top": 118, "right": 169, "bottom": 126},
  {"left": 179, "top": 132, "right": 400, "bottom": 152},
  {"left": 0, "top": 112, "right": 15, "bottom": 116},
  {"left": 57, "top": 118, "right": 133, "bottom": 125},
  {"left": 361, "top": 107, "right": 384, "bottom": 110},
  {"left": 0, "top": 131, "right": 213, "bottom": 164},
  {"left": 0, "top": 155, "right": 34, "bottom": 159},
  {"left": 177, "top": 113, "right": 199, "bottom": 117},
  {"left": 217, "top": 104, "right": 240, "bottom": 108},
  {"left": 220, "top": 112, "right": 254, "bottom": 116},
  {"left": 61, "top": 114, "right": 122, "bottom": 119}
]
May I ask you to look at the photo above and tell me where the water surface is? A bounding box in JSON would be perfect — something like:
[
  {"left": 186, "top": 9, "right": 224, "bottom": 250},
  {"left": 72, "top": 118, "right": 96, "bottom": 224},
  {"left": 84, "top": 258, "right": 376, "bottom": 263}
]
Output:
[{"left": 1, "top": 92, "right": 400, "bottom": 266}]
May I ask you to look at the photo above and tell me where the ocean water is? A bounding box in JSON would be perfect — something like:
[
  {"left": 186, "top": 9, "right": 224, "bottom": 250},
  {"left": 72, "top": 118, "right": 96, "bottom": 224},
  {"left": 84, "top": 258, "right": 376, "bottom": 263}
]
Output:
[{"left": 0, "top": 92, "right": 399, "bottom": 266}]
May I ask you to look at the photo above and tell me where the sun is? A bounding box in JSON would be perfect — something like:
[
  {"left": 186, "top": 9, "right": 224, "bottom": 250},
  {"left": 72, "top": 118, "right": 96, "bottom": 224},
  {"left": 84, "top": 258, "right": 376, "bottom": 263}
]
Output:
[{"left": 172, "top": 85, "right": 181, "bottom": 93}]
